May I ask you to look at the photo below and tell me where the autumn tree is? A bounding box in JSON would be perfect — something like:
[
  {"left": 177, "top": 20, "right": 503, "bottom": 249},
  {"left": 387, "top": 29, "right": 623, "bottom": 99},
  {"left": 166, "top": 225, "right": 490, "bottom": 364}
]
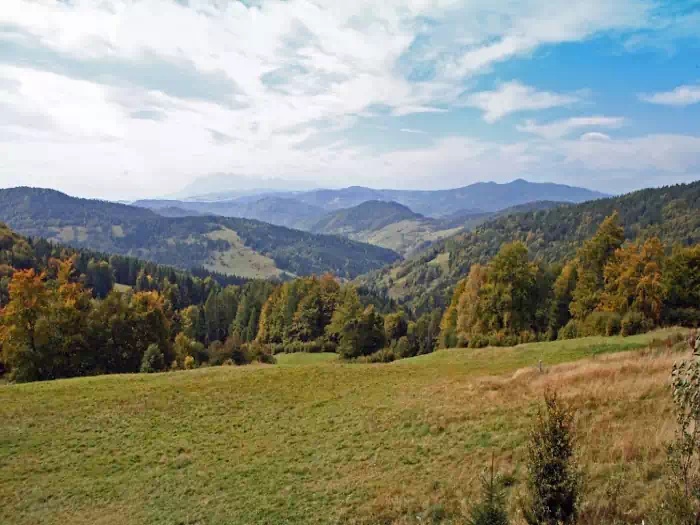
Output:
[
  {"left": 570, "top": 212, "right": 625, "bottom": 321},
  {"left": 384, "top": 311, "right": 408, "bottom": 343},
  {"left": 0, "top": 269, "right": 51, "bottom": 381},
  {"left": 326, "top": 285, "right": 363, "bottom": 344},
  {"left": 598, "top": 237, "right": 666, "bottom": 324},
  {"left": 548, "top": 262, "right": 578, "bottom": 338}
]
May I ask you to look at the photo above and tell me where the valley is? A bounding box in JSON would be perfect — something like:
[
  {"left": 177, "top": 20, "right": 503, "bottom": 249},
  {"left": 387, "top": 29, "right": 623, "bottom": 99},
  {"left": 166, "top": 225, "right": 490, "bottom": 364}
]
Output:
[{"left": 0, "top": 188, "right": 399, "bottom": 280}]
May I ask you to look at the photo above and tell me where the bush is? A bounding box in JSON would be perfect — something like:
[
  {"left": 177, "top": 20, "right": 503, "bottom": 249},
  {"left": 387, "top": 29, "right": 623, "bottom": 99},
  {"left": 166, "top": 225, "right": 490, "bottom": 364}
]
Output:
[
  {"left": 393, "top": 336, "right": 414, "bottom": 358},
  {"left": 605, "top": 313, "right": 622, "bottom": 336},
  {"left": 357, "top": 348, "right": 396, "bottom": 363},
  {"left": 273, "top": 339, "right": 329, "bottom": 354},
  {"left": 488, "top": 332, "right": 519, "bottom": 347},
  {"left": 321, "top": 340, "right": 337, "bottom": 353},
  {"left": 207, "top": 340, "right": 229, "bottom": 366},
  {"left": 558, "top": 320, "right": 580, "bottom": 340},
  {"left": 664, "top": 308, "right": 700, "bottom": 328},
  {"left": 140, "top": 344, "right": 165, "bottom": 373},
  {"left": 173, "top": 333, "right": 206, "bottom": 367},
  {"left": 582, "top": 312, "right": 621, "bottom": 337},
  {"left": 244, "top": 342, "right": 276, "bottom": 364},
  {"left": 620, "top": 311, "right": 650, "bottom": 337},
  {"left": 518, "top": 331, "right": 536, "bottom": 345},
  {"left": 184, "top": 355, "right": 195, "bottom": 370},
  {"left": 469, "top": 335, "right": 490, "bottom": 349},
  {"left": 522, "top": 390, "right": 582, "bottom": 525}
]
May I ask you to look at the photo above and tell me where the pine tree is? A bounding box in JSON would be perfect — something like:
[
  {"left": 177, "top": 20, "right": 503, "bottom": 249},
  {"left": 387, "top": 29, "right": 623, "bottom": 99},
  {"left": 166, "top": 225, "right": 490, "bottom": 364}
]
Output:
[{"left": 467, "top": 457, "right": 510, "bottom": 525}]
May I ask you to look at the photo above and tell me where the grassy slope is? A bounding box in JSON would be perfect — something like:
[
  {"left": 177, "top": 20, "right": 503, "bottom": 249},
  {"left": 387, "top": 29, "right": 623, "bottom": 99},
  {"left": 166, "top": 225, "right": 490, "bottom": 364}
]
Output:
[
  {"left": 353, "top": 220, "right": 464, "bottom": 257},
  {"left": 275, "top": 353, "right": 340, "bottom": 366},
  {"left": 0, "top": 329, "right": 688, "bottom": 525},
  {"left": 204, "top": 227, "right": 283, "bottom": 279}
]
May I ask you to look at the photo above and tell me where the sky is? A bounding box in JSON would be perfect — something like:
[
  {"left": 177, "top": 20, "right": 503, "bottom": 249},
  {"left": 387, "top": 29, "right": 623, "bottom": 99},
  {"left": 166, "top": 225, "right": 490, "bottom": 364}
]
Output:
[{"left": 1, "top": 0, "right": 700, "bottom": 199}]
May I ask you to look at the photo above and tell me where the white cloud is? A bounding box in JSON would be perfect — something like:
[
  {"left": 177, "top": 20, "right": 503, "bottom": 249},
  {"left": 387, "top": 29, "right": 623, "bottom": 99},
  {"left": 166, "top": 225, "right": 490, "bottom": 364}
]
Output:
[
  {"left": 561, "top": 134, "right": 700, "bottom": 174},
  {"left": 465, "top": 81, "right": 579, "bottom": 122},
  {"left": 639, "top": 84, "right": 700, "bottom": 106},
  {"left": 518, "top": 116, "right": 625, "bottom": 139},
  {"left": 580, "top": 132, "right": 612, "bottom": 141},
  {"left": 0, "top": 0, "right": 696, "bottom": 197},
  {"left": 392, "top": 106, "right": 448, "bottom": 117},
  {"left": 399, "top": 128, "right": 426, "bottom": 134}
]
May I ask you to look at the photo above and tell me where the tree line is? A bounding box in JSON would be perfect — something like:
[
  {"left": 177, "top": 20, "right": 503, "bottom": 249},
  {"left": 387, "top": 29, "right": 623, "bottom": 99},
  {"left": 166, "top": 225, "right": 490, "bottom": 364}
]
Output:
[
  {"left": 0, "top": 222, "right": 414, "bottom": 382},
  {"left": 2, "top": 210, "right": 699, "bottom": 383},
  {"left": 439, "top": 213, "right": 700, "bottom": 349}
]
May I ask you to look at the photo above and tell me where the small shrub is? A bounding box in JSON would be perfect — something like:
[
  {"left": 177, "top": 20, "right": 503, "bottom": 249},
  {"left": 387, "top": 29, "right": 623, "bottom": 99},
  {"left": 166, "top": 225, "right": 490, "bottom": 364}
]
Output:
[
  {"left": 522, "top": 390, "right": 583, "bottom": 525},
  {"left": 658, "top": 360, "right": 700, "bottom": 524},
  {"left": 184, "top": 355, "right": 195, "bottom": 370},
  {"left": 140, "top": 344, "right": 165, "bottom": 373},
  {"left": 558, "top": 320, "right": 580, "bottom": 340},
  {"left": 467, "top": 458, "right": 510, "bottom": 525},
  {"left": 620, "top": 311, "right": 650, "bottom": 336}
]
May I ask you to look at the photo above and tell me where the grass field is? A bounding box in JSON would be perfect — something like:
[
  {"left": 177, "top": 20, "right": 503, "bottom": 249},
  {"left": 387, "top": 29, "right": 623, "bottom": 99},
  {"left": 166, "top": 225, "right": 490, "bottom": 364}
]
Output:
[
  {"left": 275, "top": 352, "right": 340, "bottom": 366},
  {"left": 0, "top": 329, "right": 690, "bottom": 524}
]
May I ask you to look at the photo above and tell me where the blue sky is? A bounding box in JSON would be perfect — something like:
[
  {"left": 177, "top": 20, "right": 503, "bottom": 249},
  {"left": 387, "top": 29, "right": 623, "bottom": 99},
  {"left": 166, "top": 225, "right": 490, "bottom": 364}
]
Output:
[{"left": 1, "top": 0, "right": 699, "bottom": 198}]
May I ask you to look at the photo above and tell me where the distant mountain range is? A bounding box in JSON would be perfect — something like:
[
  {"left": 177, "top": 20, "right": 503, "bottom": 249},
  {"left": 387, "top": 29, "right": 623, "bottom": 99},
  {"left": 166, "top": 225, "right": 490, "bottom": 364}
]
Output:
[
  {"left": 0, "top": 187, "right": 399, "bottom": 280},
  {"left": 133, "top": 179, "right": 605, "bottom": 255},
  {"left": 172, "top": 173, "right": 318, "bottom": 200},
  {"left": 135, "top": 179, "right": 606, "bottom": 227},
  {"left": 0, "top": 179, "right": 609, "bottom": 282}
]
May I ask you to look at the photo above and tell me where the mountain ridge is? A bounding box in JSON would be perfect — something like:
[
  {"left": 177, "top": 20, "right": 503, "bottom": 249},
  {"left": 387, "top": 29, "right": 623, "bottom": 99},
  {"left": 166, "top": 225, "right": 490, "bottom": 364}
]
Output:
[
  {"left": 131, "top": 178, "right": 607, "bottom": 231},
  {"left": 0, "top": 187, "right": 400, "bottom": 280}
]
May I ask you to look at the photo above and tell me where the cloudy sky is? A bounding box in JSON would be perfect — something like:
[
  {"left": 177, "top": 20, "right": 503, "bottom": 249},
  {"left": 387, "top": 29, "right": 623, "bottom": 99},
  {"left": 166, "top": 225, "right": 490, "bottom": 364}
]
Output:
[{"left": 1, "top": 0, "right": 699, "bottom": 199}]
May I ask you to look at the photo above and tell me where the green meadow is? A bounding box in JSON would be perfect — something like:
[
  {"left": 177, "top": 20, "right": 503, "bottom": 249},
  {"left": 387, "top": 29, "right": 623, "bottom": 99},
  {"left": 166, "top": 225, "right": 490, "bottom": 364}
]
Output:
[{"left": 0, "top": 329, "right": 689, "bottom": 524}]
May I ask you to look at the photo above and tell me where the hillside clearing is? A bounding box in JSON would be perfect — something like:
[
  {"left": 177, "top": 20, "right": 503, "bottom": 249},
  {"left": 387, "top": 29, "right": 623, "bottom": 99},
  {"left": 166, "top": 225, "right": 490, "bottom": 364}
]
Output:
[
  {"left": 0, "top": 329, "right": 689, "bottom": 524},
  {"left": 204, "top": 227, "right": 282, "bottom": 279}
]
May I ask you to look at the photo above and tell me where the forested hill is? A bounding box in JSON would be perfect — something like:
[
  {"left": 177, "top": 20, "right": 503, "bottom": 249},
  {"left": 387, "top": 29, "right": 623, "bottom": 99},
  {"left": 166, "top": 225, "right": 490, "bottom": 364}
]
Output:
[
  {"left": 0, "top": 187, "right": 158, "bottom": 224},
  {"left": 358, "top": 180, "right": 700, "bottom": 313},
  {"left": 311, "top": 200, "right": 422, "bottom": 234},
  {"left": 0, "top": 187, "right": 400, "bottom": 280}
]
